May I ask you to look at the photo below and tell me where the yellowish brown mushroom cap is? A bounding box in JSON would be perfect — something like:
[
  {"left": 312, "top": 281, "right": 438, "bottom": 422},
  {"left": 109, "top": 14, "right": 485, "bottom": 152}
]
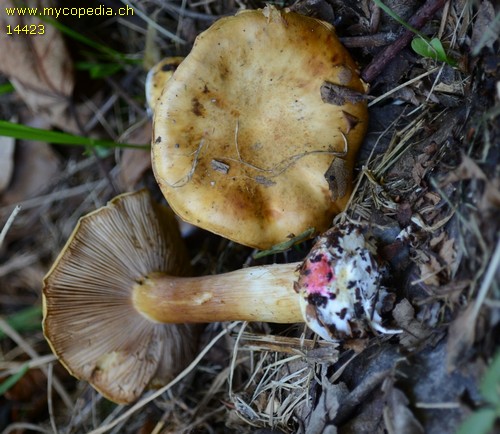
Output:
[
  {"left": 145, "top": 56, "right": 184, "bottom": 111},
  {"left": 42, "top": 191, "right": 199, "bottom": 404},
  {"left": 152, "top": 5, "right": 368, "bottom": 249}
]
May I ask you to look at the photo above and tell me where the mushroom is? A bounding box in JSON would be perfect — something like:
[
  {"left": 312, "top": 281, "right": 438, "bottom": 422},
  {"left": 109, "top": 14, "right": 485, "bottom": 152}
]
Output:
[
  {"left": 42, "top": 191, "right": 202, "bottom": 404},
  {"left": 145, "top": 56, "right": 184, "bottom": 111},
  {"left": 151, "top": 5, "right": 369, "bottom": 249},
  {"left": 42, "top": 190, "right": 300, "bottom": 404},
  {"left": 43, "top": 190, "right": 397, "bottom": 404}
]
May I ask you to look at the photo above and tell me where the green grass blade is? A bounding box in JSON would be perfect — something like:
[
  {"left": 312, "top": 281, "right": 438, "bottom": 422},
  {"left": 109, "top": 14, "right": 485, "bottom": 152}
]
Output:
[
  {"left": 456, "top": 408, "right": 497, "bottom": 434},
  {"left": 0, "top": 121, "right": 149, "bottom": 150},
  {"left": 0, "top": 306, "right": 42, "bottom": 340},
  {"left": 374, "top": 0, "right": 456, "bottom": 66},
  {"left": 0, "top": 82, "right": 15, "bottom": 95},
  {"left": 40, "top": 16, "right": 127, "bottom": 61},
  {"left": 0, "top": 362, "right": 29, "bottom": 395},
  {"left": 373, "top": 0, "right": 426, "bottom": 39},
  {"left": 253, "top": 227, "right": 315, "bottom": 259},
  {"left": 480, "top": 352, "right": 500, "bottom": 406},
  {"left": 75, "top": 61, "right": 125, "bottom": 79}
]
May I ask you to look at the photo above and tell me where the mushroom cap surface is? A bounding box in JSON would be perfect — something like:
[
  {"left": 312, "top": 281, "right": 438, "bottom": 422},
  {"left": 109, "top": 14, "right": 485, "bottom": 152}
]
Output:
[
  {"left": 42, "top": 190, "right": 198, "bottom": 404},
  {"left": 146, "top": 56, "right": 184, "bottom": 111},
  {"left": 152, "top": 6, "right": 368, "bottom": 249}
]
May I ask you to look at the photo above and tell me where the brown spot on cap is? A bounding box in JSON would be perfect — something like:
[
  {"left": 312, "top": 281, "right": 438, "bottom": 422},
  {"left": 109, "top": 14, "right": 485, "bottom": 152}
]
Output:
[{"left": 191, "top": 98, "right": 205, "bottom": 117}]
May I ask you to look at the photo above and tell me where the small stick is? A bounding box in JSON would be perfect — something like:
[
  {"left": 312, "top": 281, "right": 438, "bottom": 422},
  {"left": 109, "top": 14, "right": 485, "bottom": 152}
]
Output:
[
  {"left": 362, "top": 0, "right": 448, "bottom": 83},
  {"left": 0, "top": 205, "right": 21, "bottom": 247},
  {"left": 340, "top": 32, "right": 398, "bottom": 48}
]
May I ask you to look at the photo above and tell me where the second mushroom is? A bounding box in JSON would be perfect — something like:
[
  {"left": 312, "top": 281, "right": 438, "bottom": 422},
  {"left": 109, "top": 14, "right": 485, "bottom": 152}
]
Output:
[{"left": 43, "top": 190, "right": 396, "bottom": 404}]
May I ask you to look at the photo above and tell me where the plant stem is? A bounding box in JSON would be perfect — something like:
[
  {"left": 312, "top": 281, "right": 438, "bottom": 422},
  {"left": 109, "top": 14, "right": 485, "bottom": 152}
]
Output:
[{"left": 362, "top": 0, "right": 448, "bottom": 83}]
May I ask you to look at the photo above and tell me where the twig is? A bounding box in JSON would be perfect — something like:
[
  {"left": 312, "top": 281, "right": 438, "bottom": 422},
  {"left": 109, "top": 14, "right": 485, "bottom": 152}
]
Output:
[
  {"left": 333, "top": 369, "right": 392, "bottom": 425},
  {"left": 0, "top": 181, "right": 102, "bottom": 213},
  {"left": 0, "top": 205, "right": 21, "bottom": 248},
  {"left": 0, "top": 317, "right": 73, "bottom": 409},
  {"left": 362, "top": 0, "right": 448, "bottom": 83},
  {"left": 161, "top": 139, "right": 205, "bottom": 188},
  {"left": 340, "top": 32, "right": 398, "bottom": 48},
  {"left": 1, "top": 423, "right": 52, "bottom": 433},
  {"left": 0, "top": 354, "right": 57, "bottom": 373},
  {"left": 368, "top": 66, "right": 440, "bottom": 107},
  {"left": 47, "top": 363, "right": 60, "bottom": 434},
  {"left": 471, "top": 238, "right": 500, "bottom": 321},
  {"left": 119, "top": 0, "right": 185, "bottom": 44},
  {"left": 0, "top": 253, "right": 39, "bottom": 277},
  {"left": 162, "top": 2, "right": 222, "bottom": 21}
]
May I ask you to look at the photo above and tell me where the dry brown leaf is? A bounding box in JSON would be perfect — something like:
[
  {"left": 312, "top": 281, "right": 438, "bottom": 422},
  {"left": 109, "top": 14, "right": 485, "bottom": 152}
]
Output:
[
  {"left": 441, "top": 154, "right": 487, "bottom": 184},
  {"left": 481, "top": 178, "right": 500, "bottom": 213},
  {"left": 429, "top": 231, "right": 446, "bottom": 248},
  {"left": 118, "top": 149, "right": 152, "bottom": 190},
  {"left": 396, "top": 202, "right": 412, "bottom": 226},
  {"left": 411, "top": 153, "right": 430, "bottom": 185},
  {"left": 439, "top": 237, "right": 458, "bottom": 278},
  {"left": 392, "top": 299, "right": 432, "bottom": 349},
  {"left": 0, "top": 140, "right": 60, "bottom": 206},
  {"left": 424, "top": 191, "right": 441, "bottom": 206},
  {"left": 0, "top": 0, "right": 75, "bottom": 130},
  {"left": 382, "top": 378, "right": 424, "bottom": 434},
  {"left": 324, "top": 157, "right": 349, "bottom": 201},
  {"left": 446, "top": 303, "right": 476, "bottom": 372},
  {"left": 301, "top": 372, "right": 346, "bottom": 434},
  {"left": 441, "top": 154, "right": 500, "bottom": 213},
  {"left": 471, "top": 1, "right": 499, "bottom": 54},
  {"left": 418, "top": 255, "right": 442, "bottom": 286},
  {"left": 118, "top": 121, "right": 152, "bottom": 190},
  {"left": 0, "top": 133, "right": 15, "bottom": 193}
]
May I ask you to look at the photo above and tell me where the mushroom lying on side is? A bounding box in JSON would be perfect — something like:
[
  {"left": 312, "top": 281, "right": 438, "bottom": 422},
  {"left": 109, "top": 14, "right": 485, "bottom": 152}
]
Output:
[
  {"left": 42, "top": 191, "right": 200, "bottom": 404},
  {"left": 43, "top": 190, "right": 397, "bottom": 404},
  {"left": 151, "top": 5, "right": 369, "bottom": 249}
]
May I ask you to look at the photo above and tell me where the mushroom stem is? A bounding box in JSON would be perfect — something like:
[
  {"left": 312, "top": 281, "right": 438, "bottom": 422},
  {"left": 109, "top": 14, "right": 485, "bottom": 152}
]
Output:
[{"left": 133, "top": 262, "right": 303, "bottom": 324}]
